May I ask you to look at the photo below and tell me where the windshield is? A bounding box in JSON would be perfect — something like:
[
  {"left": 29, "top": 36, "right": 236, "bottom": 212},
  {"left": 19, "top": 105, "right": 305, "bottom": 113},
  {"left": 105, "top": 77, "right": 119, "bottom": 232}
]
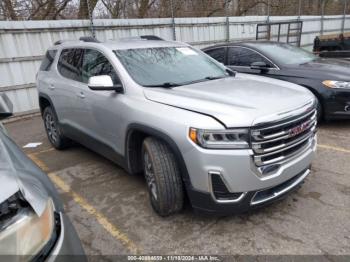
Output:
[
  {"left": 254, "top": 43, "right": 317, "bottom": 65},
  {"left": 114, "top": 46, "right": 228, "bottom": 87}
]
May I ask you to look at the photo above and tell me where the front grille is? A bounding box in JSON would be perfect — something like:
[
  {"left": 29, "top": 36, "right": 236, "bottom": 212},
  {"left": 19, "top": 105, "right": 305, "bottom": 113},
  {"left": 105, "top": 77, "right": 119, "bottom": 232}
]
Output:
[{"left": 251, "top": 108, "right": 317, "bottom": 167}]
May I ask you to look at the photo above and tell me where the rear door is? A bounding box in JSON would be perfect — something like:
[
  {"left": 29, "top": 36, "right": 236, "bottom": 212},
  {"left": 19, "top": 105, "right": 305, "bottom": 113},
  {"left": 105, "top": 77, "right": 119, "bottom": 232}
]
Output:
[
  {"left": 55, "top": 48, "right": 87, "bottom": 132},
  {"left": 204, "top": 47, "right": 227, "bottom": 65}
]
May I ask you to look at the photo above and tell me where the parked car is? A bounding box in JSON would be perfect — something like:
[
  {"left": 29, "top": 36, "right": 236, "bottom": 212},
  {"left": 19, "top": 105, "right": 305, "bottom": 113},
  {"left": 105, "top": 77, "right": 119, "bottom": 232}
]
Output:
[
  {"left": 37, "top": 36, "right": 317, "bottom": 216},
  {"left": 203, "top": 41, "right": 350, "bottom": 120},
  {"left": 0, "top": 93, "right": 85, "bottom": 260}
]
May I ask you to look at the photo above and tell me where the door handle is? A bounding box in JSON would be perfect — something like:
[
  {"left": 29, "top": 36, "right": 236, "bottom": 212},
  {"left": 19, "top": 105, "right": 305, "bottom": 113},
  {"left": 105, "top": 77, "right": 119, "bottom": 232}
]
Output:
[
  {"left": 49, "top": 84, "right": 55, "bottom": 90},
  {"left": 77, "top": 92, "right": 85, "bottom": 99}
]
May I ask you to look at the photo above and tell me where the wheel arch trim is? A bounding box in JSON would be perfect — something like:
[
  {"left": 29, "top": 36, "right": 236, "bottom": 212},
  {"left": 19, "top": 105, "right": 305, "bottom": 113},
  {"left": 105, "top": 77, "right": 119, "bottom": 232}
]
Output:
[{"left": 125, "top": 124, "right": 192, "bottom": 187}]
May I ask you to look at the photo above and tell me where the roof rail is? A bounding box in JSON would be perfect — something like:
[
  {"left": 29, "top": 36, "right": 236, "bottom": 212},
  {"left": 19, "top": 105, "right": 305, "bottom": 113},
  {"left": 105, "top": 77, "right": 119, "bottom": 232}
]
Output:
[
  {"left": 140, "top": 35, "right": 164, "bottom": 41},
  {"left": 54, "top": 40, "right": 64, "bottom": 45},
  {"left": 79, "top": 36, "right": 101, "bottom": 43}
]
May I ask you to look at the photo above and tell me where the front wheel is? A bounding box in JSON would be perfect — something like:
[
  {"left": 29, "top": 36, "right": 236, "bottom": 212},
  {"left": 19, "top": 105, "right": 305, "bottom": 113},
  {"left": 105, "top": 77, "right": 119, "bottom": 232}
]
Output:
[
  {"left": 142, "top": 137, "right": 184, "bottom": 216},
  {"left": 43, "top": 106, "right": 71, "bottom": 150}
]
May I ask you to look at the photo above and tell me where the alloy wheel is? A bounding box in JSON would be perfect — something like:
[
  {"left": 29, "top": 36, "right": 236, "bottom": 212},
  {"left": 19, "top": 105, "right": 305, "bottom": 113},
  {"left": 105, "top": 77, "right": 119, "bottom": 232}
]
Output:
[
  {"left": 144, "top": 151, "right": 158, "bottom": 200},
  {"left": 45, "top": 113, "right": 58, "bottom": 143}
]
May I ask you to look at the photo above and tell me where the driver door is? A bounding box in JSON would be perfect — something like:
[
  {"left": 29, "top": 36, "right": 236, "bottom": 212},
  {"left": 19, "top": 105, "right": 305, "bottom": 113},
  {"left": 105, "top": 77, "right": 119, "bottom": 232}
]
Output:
[{"left": 80, "top": 48, "right": 125, "bottom": 156}]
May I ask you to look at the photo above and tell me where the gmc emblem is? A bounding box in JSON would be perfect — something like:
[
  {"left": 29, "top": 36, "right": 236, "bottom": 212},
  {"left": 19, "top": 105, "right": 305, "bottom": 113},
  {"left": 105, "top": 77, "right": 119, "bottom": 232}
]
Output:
[{"left": 289, "top": 122, "right": 309, "bottom": 137}]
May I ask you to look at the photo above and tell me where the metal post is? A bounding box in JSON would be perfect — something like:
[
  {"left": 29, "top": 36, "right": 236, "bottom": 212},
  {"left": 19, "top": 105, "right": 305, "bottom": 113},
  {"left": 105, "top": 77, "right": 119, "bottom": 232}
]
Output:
[
  {"left": 341, "top": 0, "right": 347, "bottom": 33},
  {"left": 266, "top": 0, "right": 270, "bottom": 22},
  {"left": 170, "top": 0, "right": 176, "bottom": 41},
  {"left": 320, "top": 0, "right": 324, "bottom": 36},
  {"left": 225, "top": 0, "right": 230, "bottom": 42},
  {"left": 298, "top": 0, "right": 302, "bottom": 20},
  {"left": 86, "top": 0, "right": 95, "bottom": 38}
]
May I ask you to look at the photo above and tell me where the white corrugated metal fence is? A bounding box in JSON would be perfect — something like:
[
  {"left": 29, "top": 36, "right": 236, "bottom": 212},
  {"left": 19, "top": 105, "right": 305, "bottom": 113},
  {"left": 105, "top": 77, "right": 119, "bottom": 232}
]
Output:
[{"left": 0, "top": 15, "right": 349, "bottom": 114}]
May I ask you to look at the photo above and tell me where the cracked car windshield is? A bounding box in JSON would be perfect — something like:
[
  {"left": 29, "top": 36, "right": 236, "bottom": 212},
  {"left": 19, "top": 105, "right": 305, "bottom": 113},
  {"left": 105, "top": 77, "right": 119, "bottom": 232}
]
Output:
[{"left": 114, "top": 47, "right": 228, "bottom": 87}]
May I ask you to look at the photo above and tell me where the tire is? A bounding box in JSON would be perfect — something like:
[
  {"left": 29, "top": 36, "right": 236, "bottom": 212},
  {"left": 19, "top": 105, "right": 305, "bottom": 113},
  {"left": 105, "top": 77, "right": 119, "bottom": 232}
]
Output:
[
  {"left": 43, "top": 106, "right": 71, "bottom": 150},
  {"left": 315, "top": 97, "right": 323, "bottom": 122},
  {"left": 142, "top": 137, "right": 184, "bottom": 216}
]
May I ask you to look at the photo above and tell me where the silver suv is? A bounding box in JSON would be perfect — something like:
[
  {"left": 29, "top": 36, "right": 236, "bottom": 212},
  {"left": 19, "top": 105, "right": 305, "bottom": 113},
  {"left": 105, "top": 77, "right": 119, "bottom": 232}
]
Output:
[{"left": 37, "top": 36, "right": 317, "bottom": 216}]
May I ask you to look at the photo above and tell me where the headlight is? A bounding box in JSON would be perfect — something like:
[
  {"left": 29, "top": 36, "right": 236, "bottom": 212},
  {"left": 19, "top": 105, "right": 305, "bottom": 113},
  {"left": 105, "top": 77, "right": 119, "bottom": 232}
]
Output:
[
  {"left": 189, "top": 128, "right": 249, "bottom": 149},
  {"left": 322, "top": 80, "right": 350, "bottom": 89},
  {"left": 0, "top": 193, "right": 55, "bottom": 257}
]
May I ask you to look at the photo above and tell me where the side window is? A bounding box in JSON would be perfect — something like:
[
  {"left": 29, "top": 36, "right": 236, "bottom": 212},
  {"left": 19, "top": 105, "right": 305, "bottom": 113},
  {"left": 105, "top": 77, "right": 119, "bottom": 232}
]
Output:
[
  {"left": 228, "top": 47, "right": 273, "bottom": 67},
  {"left": 82, "top": 49, "right": 120, "bottom": 85},
  {"left": 205, "top": 48, "right": 226, "bottom": 64},
  {"left": 57, "top": 48, "right": 83, "bottom": 82},
  {"left": 40, "top": 50, "right": 57, "bottom": 71}
]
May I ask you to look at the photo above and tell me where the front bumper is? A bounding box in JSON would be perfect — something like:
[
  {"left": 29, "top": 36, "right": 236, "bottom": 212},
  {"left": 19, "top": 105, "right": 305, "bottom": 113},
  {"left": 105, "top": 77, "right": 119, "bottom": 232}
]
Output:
[
  {"left": 48, "top": 213, "right": 86, "bottom": 262},
  {"left": 187, "top": 169, "right": 310, "bottom": 215},
  {"left": 324, "top": 89, "right": 350, "bottom": 119},
  {"left": 183, "top": 134, "right": 317, "bottom": 214}
]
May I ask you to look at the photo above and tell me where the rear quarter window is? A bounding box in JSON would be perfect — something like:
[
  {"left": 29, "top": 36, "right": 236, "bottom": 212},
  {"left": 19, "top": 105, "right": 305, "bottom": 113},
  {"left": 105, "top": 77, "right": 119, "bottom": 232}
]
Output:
[
  {"left": 205, "top": 48, "right": 226, "bottom": 64},
  {"left": 40, "top": 50, "right": 57, "bottom": 71}
]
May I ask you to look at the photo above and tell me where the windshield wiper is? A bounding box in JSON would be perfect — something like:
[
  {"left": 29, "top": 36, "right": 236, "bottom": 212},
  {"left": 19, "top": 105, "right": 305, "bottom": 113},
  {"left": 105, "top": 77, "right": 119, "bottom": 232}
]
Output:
[
  {"left": 180, "top": 75, "right": 228, "bottom": 85},
  {"left": 205, "top": 76, "right": 226, "bottom": 80},
  {"left": 143, "top": 82, "right": 181, "bottom": 88}
]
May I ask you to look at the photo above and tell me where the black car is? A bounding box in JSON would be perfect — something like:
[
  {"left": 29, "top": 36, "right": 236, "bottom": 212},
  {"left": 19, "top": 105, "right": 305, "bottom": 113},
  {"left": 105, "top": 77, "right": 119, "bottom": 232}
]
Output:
[{"left": 203, "top": 41, "right": 350, "bottom": 120}]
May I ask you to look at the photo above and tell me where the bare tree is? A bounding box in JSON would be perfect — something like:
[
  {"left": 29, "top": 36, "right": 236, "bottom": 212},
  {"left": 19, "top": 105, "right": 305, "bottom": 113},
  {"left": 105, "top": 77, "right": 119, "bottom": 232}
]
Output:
[
  {"left": 0, "top": 0, "right": 347, "bottom": 20},
  {"left": 101, "top": 0, "right": 125, "bottom": 18},
  {"left": 78, "top": 0, "right": 99, "bottom": 19},
  {"left": 2, "top": 0, "right": 17, "bottom": 20}
]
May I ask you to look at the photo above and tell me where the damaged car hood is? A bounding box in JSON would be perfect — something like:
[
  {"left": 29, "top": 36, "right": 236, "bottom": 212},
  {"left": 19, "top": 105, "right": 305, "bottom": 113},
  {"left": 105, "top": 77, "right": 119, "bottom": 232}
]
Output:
[
  {"left": 0, "top": 130, "right": 62, "bottom": 216},
  {"left": 144, "top": 73, "right": 315, "bottom": 127}
]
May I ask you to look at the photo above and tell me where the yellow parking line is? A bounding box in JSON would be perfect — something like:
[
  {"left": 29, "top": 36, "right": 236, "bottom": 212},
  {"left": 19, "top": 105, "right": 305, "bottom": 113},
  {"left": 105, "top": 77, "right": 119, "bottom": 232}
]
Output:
[
  {"left": 27, "top": 154, "right": 141, "bottom": 254},
  {"left": 34, "top": 147, "right": 55, "bottom": 155},
  {"left": 318, "top": 144, "right": 350, "bottom": 154},
  {"left": 28, "top": 153, "right": 50, "bottom": 172},
  {"left": 48, "top": 172, "right": 141, "bottom": 254}
]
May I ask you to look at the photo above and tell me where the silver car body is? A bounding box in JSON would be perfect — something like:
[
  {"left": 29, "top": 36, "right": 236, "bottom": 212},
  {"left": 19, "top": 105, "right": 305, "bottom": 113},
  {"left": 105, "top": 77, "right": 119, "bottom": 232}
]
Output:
[{"left": 37, "top": 39, "right": 317, "bottom": 213}]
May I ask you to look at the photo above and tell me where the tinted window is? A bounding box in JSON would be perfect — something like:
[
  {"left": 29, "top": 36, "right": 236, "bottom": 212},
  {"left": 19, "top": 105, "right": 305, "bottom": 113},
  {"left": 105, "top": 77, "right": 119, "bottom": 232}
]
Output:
[
  {"left": 40, "top": 50, "right": 57, "bottom": 71},
  {"left": 82, "top": 49, "right": 120, "bottom": 85},
  {"left": 251, "top": 43, "right": 317, "bottom": 65},
  {"left": 58, "top": 49, "right": 83, "bottom": 82},
  {"left": 205, "top": 48, "right": 226, "bottom": 64},
  {"left": 115, "top": 47, "right": 228, "bottom": 87},
  {"left": 228, "top": 47, "right": 272, "bottom": 67}
]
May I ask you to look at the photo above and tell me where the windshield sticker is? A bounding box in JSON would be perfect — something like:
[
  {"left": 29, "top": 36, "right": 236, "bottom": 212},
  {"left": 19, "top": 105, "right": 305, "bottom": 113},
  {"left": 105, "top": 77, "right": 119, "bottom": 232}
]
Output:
[{"left": 176, "top": 47, "right": 198, "bottom": 56}]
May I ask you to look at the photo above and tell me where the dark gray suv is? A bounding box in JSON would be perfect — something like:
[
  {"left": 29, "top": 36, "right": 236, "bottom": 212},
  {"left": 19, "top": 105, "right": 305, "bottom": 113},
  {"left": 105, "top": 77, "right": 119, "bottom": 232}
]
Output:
[{"left": 0, "top": 93, "right": 85, "bottom": 260}]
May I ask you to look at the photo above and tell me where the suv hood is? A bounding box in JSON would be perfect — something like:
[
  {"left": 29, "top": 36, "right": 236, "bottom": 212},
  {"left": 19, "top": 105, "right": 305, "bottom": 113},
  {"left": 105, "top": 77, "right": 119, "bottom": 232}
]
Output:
[{"left": 144, "top": 73, "right": 315, "bottom": 127}]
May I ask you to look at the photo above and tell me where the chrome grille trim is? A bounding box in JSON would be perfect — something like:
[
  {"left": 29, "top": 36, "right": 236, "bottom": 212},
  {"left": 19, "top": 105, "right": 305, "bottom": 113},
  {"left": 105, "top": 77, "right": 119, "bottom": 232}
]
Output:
[
  {"left": 251, "top": 109, "right": 317, "bottom": 167},
  {"left": 252, "top": 112, "right": 316, "bottom": 145},
  {"left": 253, "top": 109, "right": 317, "bottom": 138}
]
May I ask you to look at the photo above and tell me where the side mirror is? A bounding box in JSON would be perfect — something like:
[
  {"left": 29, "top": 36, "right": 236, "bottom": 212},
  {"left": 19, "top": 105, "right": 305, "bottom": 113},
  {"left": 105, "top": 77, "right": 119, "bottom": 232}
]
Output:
[
  {"left": 88, "top": 75, "right": 123, "bottom": 92},
  {"left": 0, "top": 93, "right": 13, "bottom": 120},
  {"left": 250, "top": 61, "right": 269, "bottom": 71}
]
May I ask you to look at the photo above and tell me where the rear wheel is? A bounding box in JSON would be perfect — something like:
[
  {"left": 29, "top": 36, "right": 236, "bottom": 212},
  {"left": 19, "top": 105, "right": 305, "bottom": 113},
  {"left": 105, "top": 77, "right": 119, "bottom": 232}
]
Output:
[
  {"left": 43, "top": 106, "right": 71, "bottom": 149},
  {"left": 142, "top": 137, "right": 184, "bottom": 216}
]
